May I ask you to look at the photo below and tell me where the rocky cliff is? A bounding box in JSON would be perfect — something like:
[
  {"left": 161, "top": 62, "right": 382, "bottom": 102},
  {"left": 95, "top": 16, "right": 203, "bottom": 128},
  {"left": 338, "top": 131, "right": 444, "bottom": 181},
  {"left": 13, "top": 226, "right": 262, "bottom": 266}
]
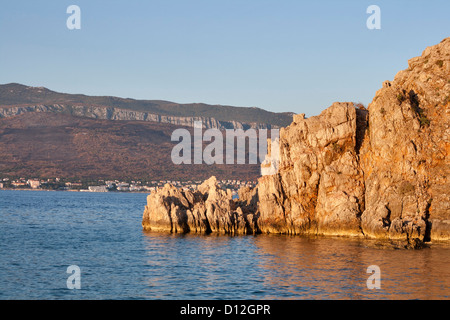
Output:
[
  {"left": 257, "top": 103, "right": 367, "bottom": 237},
  {"left": 0, "top": 104, "right": 276, "bottom": 130},
  {"left": 142, "top": 38, "right": 449, "bottom": 246},
  {"left": 360, "top": 38, "right": 450, "bottom": 243},
  {"left": 258, "top": 38, "right": 449, "bottom": 244}
]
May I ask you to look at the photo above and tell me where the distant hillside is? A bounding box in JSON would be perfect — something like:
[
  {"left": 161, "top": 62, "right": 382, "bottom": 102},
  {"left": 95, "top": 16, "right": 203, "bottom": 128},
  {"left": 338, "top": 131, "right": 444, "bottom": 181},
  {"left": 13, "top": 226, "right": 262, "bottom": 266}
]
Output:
[
  {"left": 0, "top": 83, "right": 293, "bottom": 128},
  {"left": 0, "top": 112, "right": 261, "bottom": 181}
]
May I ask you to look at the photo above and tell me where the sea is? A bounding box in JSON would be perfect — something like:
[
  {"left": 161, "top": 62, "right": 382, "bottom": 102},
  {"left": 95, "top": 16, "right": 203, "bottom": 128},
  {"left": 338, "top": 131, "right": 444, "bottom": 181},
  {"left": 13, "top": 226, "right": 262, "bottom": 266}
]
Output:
[{"left": 0, "top": 190, "right": 449, "bottom": 300}]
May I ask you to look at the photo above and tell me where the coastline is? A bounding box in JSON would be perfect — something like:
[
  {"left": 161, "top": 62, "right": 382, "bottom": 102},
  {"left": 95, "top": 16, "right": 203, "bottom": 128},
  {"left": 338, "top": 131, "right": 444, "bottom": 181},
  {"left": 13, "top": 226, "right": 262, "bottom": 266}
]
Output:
[
  {"left": 141, "top": 38, "right": 450, "bottom": 246},
  {"left": 0, "top": 188, "right": 150, "bottom": 194},
  {"left": 2, "top": 188, "right": 448, "bottom": 249}
]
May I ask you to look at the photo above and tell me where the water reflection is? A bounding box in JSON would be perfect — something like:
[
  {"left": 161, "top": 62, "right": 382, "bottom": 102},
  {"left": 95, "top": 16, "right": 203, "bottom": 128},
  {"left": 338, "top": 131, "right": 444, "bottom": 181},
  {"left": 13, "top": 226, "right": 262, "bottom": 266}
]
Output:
[
  {"left": 142, "top": 232, "right": 450, "bottom": 300},
  {"left": 251, "top": 236, "right": 367, "bottom": 299},
  {"left": 252, "top": 235, "right": 450, "bottom": 299}
]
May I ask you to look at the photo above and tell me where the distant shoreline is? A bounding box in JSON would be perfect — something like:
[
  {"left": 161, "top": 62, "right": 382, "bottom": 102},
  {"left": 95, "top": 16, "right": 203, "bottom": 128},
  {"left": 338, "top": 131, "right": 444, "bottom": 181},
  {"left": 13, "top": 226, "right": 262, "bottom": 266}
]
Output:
[{"left": 0, "top": 188, "right": 150, "bottom": 194}]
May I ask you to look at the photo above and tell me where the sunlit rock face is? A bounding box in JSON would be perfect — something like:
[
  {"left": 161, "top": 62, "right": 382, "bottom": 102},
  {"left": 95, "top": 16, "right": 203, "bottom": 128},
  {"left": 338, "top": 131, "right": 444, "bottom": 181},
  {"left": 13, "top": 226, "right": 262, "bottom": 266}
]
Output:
[
  {"left": 257, "top": 102, "right": 366, "bottom": 237},
  {"left": 143, "top": 38, "right": 450, "bottom": 246},
  {"left": 257, "top": 38, "right": 449, "bottom": 243},
  {"left": 359, "top": 37, "right": 450, "bottom": 242},
  {"left": 142, "top": 176, "right": 259, "bottom": 235}
]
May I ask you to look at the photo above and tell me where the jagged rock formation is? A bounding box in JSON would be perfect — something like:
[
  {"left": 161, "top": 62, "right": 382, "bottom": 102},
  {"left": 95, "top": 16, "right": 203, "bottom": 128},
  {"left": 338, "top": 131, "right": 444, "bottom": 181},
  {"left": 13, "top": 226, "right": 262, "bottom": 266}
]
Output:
[
  {"left": 0, "top": 104, "right": 276, "bottom": 130},
  {"left": 142, "top": 176, "right": 259, "bottom": 234},
  {"left": 142, "top": 38, "right": 449, "bottom": 246}
]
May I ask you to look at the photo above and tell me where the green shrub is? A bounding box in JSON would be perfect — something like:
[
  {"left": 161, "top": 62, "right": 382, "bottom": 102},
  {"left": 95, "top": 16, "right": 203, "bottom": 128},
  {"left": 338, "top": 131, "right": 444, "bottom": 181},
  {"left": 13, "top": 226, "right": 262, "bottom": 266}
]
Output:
[
  {"left": 397, "top": 93, "right": 406, "bottom": 103},
  {"left": 419, "top": 115, "right": 430, "bottom": 127}
]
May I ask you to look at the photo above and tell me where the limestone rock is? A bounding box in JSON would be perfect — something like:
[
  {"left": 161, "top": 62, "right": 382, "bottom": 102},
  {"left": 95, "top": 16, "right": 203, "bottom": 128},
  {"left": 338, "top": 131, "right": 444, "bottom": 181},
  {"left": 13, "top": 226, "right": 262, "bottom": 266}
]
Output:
[
  {"left": 142, "top": 176, "right": 259, "bottom": 235},
  {"left": 257, "top": 102, "right": 366, "bottom": 236},
  {"left": 142, "top": 37, "right": 450, "bottom": 246},
  {"left": 0, "top": 105, "right": 277, "bottom": 130},
  {"left": 257, "top": 37, "right": 449, "bottom": 243},
  {"left": 360, "top": 37, "right": 450, "bottom": 242}
]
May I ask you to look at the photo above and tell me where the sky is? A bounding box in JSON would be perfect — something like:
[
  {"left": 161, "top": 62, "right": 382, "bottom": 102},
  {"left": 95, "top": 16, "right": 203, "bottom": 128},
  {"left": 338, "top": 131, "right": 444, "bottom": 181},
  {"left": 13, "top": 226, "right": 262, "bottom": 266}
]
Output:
[{"left": 0, "top": 0, "right": 448, "bottom": 116}]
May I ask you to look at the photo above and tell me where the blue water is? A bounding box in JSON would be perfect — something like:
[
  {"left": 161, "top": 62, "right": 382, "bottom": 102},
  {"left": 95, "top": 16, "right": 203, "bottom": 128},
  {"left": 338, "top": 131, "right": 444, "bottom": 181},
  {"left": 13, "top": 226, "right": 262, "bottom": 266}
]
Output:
[{"left": 0, "top": 190, "right": 449, "bottom": 300}]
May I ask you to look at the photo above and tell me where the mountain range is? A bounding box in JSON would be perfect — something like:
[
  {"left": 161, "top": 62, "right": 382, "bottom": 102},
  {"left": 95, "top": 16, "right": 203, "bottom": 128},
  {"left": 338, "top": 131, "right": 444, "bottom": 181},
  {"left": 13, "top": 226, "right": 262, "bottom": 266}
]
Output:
[
  {"left": 0, "top": 83, "right": 293, "bottom": 181},
  {"left": 0, "top": 83, "right": 293, "bottom": 129}
]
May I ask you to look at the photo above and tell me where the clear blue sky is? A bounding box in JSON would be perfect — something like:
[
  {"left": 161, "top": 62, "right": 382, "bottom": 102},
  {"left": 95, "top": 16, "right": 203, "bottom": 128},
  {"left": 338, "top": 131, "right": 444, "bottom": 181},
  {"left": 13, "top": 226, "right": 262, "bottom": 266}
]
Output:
[{"left": 0, "top": 0, "right": 448, "bottom": 116}]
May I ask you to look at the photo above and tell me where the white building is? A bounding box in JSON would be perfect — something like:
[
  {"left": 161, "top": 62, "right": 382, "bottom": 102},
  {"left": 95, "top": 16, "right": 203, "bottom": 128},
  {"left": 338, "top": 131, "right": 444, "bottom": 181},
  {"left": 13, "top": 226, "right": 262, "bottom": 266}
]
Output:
[
  {"left": 27, "top": 180, "right": 41, "bottom": 189},
  {"left": 261, "top": 137, "right": 280, "bottom": 176},
  {"left": 129, "top": 185, "right": 142, "bottom": 192},
  {"left": 117, "top": 183, "right": 129, "bottom": 188},
  {"left": 88, "top": 186, "right": 108, "bottom": 192}
]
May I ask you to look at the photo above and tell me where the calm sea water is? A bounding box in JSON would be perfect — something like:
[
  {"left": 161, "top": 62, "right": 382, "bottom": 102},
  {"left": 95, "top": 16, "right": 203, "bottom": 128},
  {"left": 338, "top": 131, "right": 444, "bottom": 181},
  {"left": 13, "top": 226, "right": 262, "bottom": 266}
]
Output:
[{"left": 0, "top": 190, "right": 449, "bottom": 300}]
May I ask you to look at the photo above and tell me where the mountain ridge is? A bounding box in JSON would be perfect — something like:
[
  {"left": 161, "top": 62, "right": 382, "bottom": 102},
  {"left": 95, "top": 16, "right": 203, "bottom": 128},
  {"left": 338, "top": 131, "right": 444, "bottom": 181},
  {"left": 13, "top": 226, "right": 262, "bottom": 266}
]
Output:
[{"left": 0, "top": 83, "right": 293, "bottom": 129}]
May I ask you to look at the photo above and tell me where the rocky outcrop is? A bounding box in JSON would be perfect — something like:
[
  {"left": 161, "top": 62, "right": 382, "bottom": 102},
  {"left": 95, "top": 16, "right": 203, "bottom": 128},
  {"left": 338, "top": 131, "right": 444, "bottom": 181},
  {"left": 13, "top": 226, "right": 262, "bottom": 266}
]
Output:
[
  {"left": 257, "top": 102, "right": 367, "bottom": 237},
  {"left": 142, "top": 176, "right": 259, "bottom": 235},
  {"left": 359, "top": 37, "right": 450, "bottom": 242},
  {"left": 256, "top": 37, "right": 449, "bottom": 244},
  {"left": 0, "top": 104, "right": 276, "bottom": 130},
  {"left": 142, "top": 38, "right": 449, "bottom": 246}
]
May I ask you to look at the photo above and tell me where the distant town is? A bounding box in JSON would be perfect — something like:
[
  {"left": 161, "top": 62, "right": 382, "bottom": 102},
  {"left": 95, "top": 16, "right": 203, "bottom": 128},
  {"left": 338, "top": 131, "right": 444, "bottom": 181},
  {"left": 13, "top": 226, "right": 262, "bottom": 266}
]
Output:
[{"left": 0, "top": 177, "right": 258, "bottom": 193}]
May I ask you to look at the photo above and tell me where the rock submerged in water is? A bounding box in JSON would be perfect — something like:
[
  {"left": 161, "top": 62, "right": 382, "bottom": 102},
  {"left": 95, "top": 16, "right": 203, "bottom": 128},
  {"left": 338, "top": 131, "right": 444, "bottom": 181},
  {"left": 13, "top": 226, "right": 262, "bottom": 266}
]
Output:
[{"left": 143, "top": 38, "right": 450, "bottom": 246}]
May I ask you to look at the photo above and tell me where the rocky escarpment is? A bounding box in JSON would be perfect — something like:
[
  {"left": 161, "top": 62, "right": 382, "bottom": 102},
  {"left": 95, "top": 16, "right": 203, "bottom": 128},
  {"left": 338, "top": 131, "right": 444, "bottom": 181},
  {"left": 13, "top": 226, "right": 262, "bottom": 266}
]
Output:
[
  {"left": 257, "top": 103, "right": 367, "bottom": 237},
  {"left": 142, "top": 38, "right": 449, "bottom": 246},
  {"left": 257, "top": 38, "right": 449, "bottom": 244},
  {"left": 360, "top": 38, "right": 450, "bottom": 243},
  {"left": 0, "top": 104, "right": 276, "bottom": 130}
]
